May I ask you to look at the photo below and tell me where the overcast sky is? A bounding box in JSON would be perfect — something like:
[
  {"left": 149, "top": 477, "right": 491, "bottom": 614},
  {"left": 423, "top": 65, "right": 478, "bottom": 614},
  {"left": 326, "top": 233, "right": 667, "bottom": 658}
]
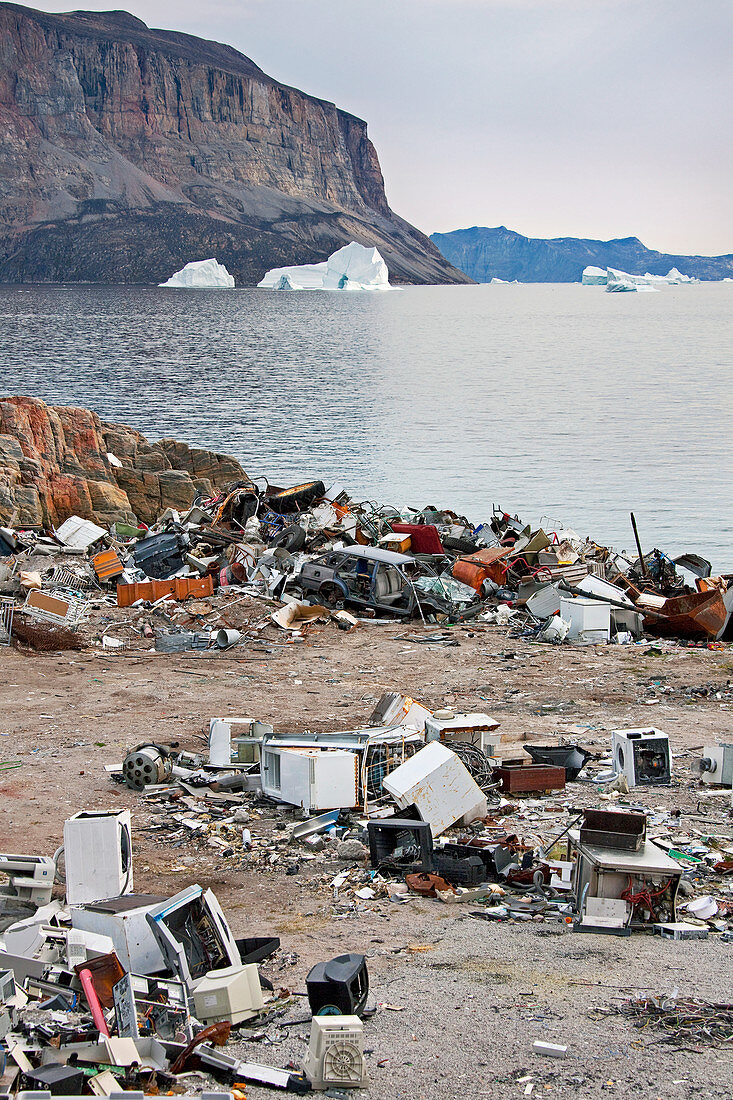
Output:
[{"left": 14, "top": 0, "right": 733, "bottom": 254}]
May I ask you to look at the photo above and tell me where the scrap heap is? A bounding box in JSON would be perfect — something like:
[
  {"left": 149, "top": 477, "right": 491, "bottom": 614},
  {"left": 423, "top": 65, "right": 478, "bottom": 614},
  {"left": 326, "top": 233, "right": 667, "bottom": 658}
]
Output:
[{"left": 1, "top": 478, "right": 731, "bottom": 652}]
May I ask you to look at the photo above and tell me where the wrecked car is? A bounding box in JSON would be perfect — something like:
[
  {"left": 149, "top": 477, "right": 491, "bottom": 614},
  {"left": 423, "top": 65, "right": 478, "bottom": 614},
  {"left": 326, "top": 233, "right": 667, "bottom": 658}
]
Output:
[{"left": 297, "top": 545, "right": 480, "bottom": 619}]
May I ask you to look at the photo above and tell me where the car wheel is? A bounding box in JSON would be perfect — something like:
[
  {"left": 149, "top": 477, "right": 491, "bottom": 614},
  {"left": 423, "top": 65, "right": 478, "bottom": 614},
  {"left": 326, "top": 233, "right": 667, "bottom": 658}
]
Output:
[{"left": 318, "top": 582, "right": 344, "bottom": 609}]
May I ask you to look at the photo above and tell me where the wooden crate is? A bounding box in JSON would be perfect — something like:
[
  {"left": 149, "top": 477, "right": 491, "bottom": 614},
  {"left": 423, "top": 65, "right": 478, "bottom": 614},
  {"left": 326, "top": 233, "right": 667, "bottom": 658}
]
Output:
[{"left": 494, "top": 764, "right": 566, "bottom": 793}]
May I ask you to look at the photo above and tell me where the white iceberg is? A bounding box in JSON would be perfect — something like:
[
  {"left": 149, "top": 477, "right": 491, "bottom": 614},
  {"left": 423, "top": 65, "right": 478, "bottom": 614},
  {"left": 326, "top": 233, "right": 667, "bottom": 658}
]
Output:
[
  {"left": 606, "top": 268, "right": 660, "bottom": 293},
  {"left": 258, "top": 241, "right": 390, "bottom": 292},
  {"left": 581, "top": 265, "right": 607, "bottom": 285},
  {"left": 605, "top": 266, "right": 698, "bottom": 292},
  {"left": 159, "top": 258, "right": 235, "bottom": 288}
]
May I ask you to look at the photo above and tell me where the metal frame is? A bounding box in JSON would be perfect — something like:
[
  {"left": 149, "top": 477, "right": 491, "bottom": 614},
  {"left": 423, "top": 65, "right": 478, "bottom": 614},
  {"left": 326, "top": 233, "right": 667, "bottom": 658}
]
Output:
[{"left": 0, "top": 597, "right": 13, "bottom": 644}]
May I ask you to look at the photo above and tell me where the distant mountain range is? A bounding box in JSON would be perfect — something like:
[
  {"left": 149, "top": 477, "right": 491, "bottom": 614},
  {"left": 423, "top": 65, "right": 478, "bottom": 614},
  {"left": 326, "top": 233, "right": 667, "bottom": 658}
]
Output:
[{"left": 430, "top": 225, "right": 733, "bottom": 283}]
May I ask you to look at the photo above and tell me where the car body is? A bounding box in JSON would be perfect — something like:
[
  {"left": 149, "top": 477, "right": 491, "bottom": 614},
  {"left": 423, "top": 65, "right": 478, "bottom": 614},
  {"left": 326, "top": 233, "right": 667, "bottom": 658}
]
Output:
[{"left": 297, "top": 545, "right": 478, "bottom": 619}]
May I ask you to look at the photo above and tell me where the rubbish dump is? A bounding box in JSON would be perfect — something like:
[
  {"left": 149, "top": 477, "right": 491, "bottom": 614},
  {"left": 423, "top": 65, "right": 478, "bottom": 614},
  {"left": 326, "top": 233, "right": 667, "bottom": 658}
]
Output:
[{"left": 1, "top": 474, "right": 731, "bottom": 657}]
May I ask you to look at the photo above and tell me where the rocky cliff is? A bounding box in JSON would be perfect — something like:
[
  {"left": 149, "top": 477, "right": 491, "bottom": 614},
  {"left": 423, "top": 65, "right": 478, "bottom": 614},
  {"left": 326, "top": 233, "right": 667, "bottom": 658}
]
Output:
[
  {"left": 431, "top": 226, "right": 733, "bottom": 283},
  {"left": 0, "top": 4, "right": 470, "bottom": 285},
  {"left": 0, "top": 396, "right": 249, "bottom": 527}
]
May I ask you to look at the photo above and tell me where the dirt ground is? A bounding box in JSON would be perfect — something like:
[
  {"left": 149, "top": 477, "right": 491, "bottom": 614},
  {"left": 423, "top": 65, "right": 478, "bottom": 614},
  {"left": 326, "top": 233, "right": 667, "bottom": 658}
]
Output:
[{"left": 2, "top": 611, "right": 733, "bottom": 1099}]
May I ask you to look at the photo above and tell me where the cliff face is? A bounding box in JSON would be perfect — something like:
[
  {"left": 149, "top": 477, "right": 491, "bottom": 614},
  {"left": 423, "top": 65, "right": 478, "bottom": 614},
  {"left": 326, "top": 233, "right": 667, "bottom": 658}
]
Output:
[
  {"left": 0, "top": 396, "right": 249, "bottom": 527},
  {"left": 431, "top": 226, "right": 733, "bottom": 283},
  {"left": 0, "top": 4, "right": 470, "bottom": 285}
]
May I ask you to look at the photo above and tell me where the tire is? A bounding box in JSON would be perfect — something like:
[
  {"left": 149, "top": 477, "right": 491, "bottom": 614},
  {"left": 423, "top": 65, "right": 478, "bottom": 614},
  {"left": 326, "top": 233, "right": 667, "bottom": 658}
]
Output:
[
  {"left": 269, "top": 524, "right": 307, "bottom": 552},
  {"left": 266, "top": 480, "right": 325, "bottom": 514},
  {"left": 318, "top": 582, "right": 345, "bottom": 609}
]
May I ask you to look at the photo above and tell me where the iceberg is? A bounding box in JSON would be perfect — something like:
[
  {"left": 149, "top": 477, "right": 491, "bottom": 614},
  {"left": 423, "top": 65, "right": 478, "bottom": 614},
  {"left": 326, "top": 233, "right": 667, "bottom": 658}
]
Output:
[
  {"left": 605, "top": 266, "right": 698, "bottom": 292},
  {"left": 159, "top": 258, "right": 235, "bottom": 288},
  {"left": 258, "top": 241, "right": 390, "bottom": 291},
  {"left": 581, "top": 265, "right": 607, "bottom": 285}
]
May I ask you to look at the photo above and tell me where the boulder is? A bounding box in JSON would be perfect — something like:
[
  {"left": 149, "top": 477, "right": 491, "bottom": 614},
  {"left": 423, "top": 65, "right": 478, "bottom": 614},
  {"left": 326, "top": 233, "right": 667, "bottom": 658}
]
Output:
[{"left": 0, "top": 396, "right": 251, "bottom": 528}]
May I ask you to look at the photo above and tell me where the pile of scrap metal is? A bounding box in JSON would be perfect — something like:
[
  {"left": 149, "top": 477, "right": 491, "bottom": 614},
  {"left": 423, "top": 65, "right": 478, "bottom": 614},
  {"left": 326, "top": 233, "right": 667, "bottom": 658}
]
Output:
[
  {"left": 2, "top": 487, "right": 731, "bottom": 645},
  {"left": 0, "top": 811, "right": 378, "bottom": 1094},
  {"left": 487, "top": 509, "right": 732, "bottom": 643}
]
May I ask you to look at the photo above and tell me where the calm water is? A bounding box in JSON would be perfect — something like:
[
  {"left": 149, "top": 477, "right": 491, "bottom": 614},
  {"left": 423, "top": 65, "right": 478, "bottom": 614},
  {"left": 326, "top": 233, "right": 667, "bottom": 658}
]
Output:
[{"left": 0, "top": 282, "right": 731, "bottom": 564}]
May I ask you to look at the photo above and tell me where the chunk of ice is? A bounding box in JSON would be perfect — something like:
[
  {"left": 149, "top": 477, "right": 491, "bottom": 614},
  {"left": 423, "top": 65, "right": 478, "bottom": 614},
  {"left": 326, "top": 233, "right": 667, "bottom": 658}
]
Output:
[{"left": 159, "top": 258, "right": 235, "bottom": 288}]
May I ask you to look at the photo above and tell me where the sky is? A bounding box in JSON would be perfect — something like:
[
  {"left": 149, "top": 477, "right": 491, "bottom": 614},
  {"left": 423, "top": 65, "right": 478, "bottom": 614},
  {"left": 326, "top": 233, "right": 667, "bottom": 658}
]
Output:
[{"left": 12, "top": 0, "right": 733, "bottom": 254}]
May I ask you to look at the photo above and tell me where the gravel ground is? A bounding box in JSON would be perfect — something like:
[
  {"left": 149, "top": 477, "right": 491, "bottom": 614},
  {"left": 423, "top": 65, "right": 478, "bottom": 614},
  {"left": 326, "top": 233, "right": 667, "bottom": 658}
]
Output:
[{"left": 2, "top": 613, "right": 733, "bottom": 1098}]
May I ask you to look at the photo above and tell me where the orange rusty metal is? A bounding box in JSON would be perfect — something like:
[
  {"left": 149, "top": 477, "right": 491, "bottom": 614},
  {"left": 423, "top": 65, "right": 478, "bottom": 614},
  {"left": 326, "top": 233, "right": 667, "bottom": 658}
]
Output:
[
  {"left": 117, "top": 574, "right": 214, "bottom": 607},
  {"left": 452, "top": 547, "right": 510, "bottom": 592},
  {"left": 644, "top": 588, "right": 727, "bottom": 641},
  {"left": 92, "top": 548, "right": 124, "bottom": 581}
]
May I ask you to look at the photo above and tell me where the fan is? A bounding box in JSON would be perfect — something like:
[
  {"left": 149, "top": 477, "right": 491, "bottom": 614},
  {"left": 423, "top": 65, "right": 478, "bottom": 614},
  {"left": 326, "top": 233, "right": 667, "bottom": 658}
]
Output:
[{"left": 303, "top": 1016, "right": 369, "bottom": 1089}]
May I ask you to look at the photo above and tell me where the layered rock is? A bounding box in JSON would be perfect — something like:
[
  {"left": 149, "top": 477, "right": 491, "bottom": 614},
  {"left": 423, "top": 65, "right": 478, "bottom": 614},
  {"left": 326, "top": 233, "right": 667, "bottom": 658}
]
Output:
[
  {"left": 0, "top": 3, "right": 470, "bottom": 286},
  {"left": 0, "top": 396, "right": 249, "bottom": 527}
]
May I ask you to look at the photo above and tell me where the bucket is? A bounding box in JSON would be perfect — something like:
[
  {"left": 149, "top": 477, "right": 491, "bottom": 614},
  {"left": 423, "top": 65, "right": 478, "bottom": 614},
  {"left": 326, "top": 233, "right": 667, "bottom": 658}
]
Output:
[{"left": 216, "top": 628, "right": 242, "bottom": 649}]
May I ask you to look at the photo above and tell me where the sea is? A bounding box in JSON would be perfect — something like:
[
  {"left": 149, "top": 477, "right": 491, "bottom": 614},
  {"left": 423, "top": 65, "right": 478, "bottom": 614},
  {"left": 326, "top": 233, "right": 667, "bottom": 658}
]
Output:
[{"left": 0, "top": 281, "right": 731, "bottom": 564}]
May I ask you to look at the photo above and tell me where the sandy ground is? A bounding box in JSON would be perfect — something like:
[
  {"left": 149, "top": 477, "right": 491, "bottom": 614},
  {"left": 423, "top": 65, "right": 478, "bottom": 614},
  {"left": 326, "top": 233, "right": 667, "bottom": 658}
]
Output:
[{"left": 2, "top": 612, "right": 733, "bottom": 1098}]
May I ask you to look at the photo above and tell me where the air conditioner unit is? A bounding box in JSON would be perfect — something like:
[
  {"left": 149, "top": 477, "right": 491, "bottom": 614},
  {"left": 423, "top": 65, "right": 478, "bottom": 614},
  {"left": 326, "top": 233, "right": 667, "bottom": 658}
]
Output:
[
  {"left": 612, "top": 728, "right": 671, "bottom": 787},
  {"left": 303, "top": 1015, "right": 368, "bottom": 1090},
  {"left": 63, "top": 810, "right": 133, "bottom": 905},
  {"left": 260, "top": 747, "right": 359, "bottom": 812},
  {"left": 694, "top": 744, "right": 733, "bottom": 787}
]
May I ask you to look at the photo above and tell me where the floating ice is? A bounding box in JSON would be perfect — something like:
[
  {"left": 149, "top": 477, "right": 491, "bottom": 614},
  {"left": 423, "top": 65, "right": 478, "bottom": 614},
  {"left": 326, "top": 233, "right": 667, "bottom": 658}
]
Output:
[
  {"left": 604, "top": 266, "right": 698, "bottom": 292},
  {"left": 258, "top": 241, "right": 390, "bottom": 291},
  {"left": 159, "top": 258, "right": 235, "bottom": 288},
  {"left": 581, "top": 265, "right": 608, "bottom": 285}
]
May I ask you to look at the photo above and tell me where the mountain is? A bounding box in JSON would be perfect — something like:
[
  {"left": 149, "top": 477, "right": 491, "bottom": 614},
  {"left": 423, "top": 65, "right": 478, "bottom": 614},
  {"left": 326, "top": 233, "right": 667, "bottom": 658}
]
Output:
[
  {"left": 0, "top": 4, "right": 470, "bottom": 285},
  {"left": 430, "top": 226, "right": 733, "bottom": 283}
]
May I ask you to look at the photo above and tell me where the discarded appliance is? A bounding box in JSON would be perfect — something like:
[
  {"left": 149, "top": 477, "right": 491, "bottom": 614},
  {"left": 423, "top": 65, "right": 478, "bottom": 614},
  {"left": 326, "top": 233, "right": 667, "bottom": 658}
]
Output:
[
  {"left": 612, "top": 728, "right": 671, "bottom": 786},
  {"left": 122, "top": 745, "right": 172, "bottom": 790},
  {"left": 63, "top": 811, "right": 133, "bottom": 905},
  {"left": 494, "top": 763, "right": 566, "bottom": 793},
  {"left": 432, "top": 849, "right": 486, "bottom": 886},
  {"left": 382, "top": 741, "right": 487, "bottom": 837},
  {"left": 694, "top": 744, "right": 733, "bottom": 787},
  {"left": 192, "top": 963, "right": 265, "bottom": 1025},
  {"left": 579, "top": 810, "right": 646, "bottom": 852},
  {"left": 424, "top": 711, "right": 500, "bottom": 753},
  {"left": 260, "top": 746, "right": 359, "bottom": 813},
  {"left": 524, "top": 744, "right": 593, "bottom": 780},
  {"left": 0, "top": 853, "right": 56, "bottom": 906},
  {"left": 209, "top": 717, "right": 271, "bottom": 767},
  {"left": 571, "top": 828, "right": 682, "bottom": 931},
  {"left": 145, "top": 885, "right": 241, "bottom": 988},
  {"left": 452, "top": 547, "right": 510, "bottom": 592},
  {"left": 132, "top": 530, "right": 190, "bottom": 579},
  {"left": 259, "top": 725, "right": 422, "bottom": 812},
  {"left": 113, "top": 971, "right": 191, "bottom": 1040},
  {"left": 25, "top": 1062, "right": 86, "bottom": 1094},
  {"left": 303, "top": 1015, "right": 368, "bottom": 1091},
  {"left": 306, "top": 953, "right": 369, "bottom": 1017},
  {"left": 55, "top": 515, "right": 107, "bottom": 551},
  {"left": 368, "top": 692, "right": 432, "bottom": 733},
  {"left": 71, "top": 895, "right": 168, "bottom": 974},
  {"left": 367, "top": 817, "right": 433, "bottom": 873},
  {"left": 559, "top": 595, "right": 611, "bottom": 644}
]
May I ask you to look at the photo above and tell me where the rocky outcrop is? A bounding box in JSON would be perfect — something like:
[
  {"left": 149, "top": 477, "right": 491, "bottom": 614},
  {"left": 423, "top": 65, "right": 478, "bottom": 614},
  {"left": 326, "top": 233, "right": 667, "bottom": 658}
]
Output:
[
  {"left": 0, "top": 3, "right": 470, "bottom": 286},
  {"left": 431, "top": 226, "right": 733, "bottom": 283},
  {"left": 0, "top": 396, "right": 249, "bottom": 527}
]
